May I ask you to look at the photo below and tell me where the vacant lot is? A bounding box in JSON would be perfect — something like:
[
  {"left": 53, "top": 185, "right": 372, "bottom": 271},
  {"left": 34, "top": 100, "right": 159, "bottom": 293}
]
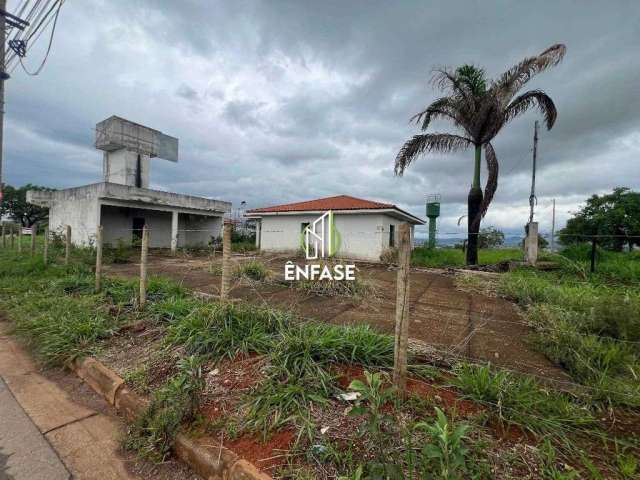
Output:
[
  {"left": 104, "top": 252, "right": 564, "bottom": 380},
  {"left": 1, "top": 242, "right": 637, "bottom": 479}
]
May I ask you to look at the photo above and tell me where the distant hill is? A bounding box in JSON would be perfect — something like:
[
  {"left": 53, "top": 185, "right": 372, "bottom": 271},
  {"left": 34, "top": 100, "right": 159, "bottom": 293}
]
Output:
[{"left": 414, "top": 234, "right": 524, "bottom": 248}]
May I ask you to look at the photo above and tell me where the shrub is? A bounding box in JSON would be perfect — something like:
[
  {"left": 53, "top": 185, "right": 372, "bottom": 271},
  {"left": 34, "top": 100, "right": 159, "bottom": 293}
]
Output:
[
  {"left": 379, "top": 247, "right": 398, "bottom": 265},
  {"left": 231, "top": 240, "right": 257, "bottom": 253},
  {"left": 104, "top": 239, "right": 134, "bottom": 264},
  {"left": 234, "top": 260, "right": 270, "bottom": 281}
]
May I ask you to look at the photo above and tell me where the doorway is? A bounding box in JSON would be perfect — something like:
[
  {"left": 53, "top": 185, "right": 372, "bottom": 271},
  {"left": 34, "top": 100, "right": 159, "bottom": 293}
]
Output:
[{"left": 132, "top": 217, "right": 145, "bottom": 244}]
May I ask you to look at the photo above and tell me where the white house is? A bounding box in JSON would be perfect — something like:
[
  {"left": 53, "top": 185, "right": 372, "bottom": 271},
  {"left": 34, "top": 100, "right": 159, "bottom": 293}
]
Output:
[{"left": 246, "top": 195, "right": 425, "bottom": 261}]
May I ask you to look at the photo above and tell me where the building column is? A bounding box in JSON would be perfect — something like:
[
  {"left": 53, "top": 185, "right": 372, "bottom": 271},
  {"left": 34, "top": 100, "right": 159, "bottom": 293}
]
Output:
[
  {"left": 255, "top": 220, "right": 261, "bottom": 249},
  {"left": 171, "top": 211, "right": 179, "bottom": 255}
]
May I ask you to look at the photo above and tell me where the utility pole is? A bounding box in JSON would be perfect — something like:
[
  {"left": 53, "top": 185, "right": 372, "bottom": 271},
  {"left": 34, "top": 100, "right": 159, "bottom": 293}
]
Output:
[
  {"left": 528, "top": 120, "right": 538, "bottom": 224},
  {"left": 551, "top": 198, "right": 556, "bottom": 252},
  {"left": 0, "top": 0, "right": 6, "bottom": 203}
]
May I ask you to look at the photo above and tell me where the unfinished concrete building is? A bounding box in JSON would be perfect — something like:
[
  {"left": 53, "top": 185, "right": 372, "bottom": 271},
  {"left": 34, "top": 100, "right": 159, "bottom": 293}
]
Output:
[{"left": 27, "top": 116, "right": 231, "bottom": 250}]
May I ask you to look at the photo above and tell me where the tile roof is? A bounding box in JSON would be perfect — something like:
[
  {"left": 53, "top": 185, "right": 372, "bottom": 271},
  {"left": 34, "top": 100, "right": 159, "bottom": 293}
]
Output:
[{"left": 246, "top": 195, "right": 395, "bottom": 213}]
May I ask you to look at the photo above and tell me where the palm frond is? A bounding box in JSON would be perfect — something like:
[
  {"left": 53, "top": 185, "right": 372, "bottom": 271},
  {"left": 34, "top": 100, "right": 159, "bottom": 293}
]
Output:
[
  {"left": 504, "top": 89, "right": 558, "bottom": 129},
  {"left": 491, "top": 44, "right": 566, "bottom": 103},
  {"left": 430, "top": 68, "right": 473, "bottom": 101},
  {"left": 394, "top": 133, "right": 472, "bottom": 176},
  {"left": 471, "top": 142, "right": 499, "bottom": 230},
  {"left": 410, "top": 97, "right": 465, "bottom": 131}
]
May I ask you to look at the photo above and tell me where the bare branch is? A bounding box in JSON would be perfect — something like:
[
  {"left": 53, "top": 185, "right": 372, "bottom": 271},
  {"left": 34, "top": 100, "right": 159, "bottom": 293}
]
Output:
[{"left": 394, "top": 133, "right": 472, "bottom": 176}]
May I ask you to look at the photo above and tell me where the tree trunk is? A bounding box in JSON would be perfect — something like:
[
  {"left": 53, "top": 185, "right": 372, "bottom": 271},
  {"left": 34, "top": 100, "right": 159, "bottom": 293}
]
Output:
[
  {"left": 467, "top": 145, "right": 483, "bottom": 265},
  {"left": 467, "top": 187, "right": 483, "bottom": 265}
]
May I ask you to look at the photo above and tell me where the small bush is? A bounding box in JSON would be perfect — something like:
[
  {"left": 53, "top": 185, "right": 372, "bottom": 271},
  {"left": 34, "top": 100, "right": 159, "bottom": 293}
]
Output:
[
  {"left": 234, "top": 260, "right": 270, "bottom": 281},
  {"left": 379, "top": 247, "right": 398, "bottom": 265},
  {"left": 231, "top": 240, "right": 257, "bottom": 253},
  {"left": 104, "top": 240, "right": 134, "bottom": 264}
]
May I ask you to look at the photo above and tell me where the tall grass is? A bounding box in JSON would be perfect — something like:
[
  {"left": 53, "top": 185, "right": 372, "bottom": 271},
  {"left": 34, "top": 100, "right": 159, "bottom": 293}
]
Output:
[
  {"left": 454, "top": 363, "right": 595, "bottom": 436},
  {"left": 124, "top": 355, "right": 205, "bottom": 460},
  {"left": 498, "top": 268, "right": 640, "bottom": 406},
  {"left": 411, "top": 247, "right": 523, "bottom": 268}
]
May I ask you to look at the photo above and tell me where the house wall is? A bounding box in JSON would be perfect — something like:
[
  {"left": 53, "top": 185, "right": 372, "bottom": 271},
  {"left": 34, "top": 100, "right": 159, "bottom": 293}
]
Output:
[
  {"left": 101, "top": 205, "right": 223, "bottom": 248},
  {"left": 178, "top": 214, "right": 222, "bottom": 247},
  {"left": 258, "top": 213, "right": 413, "bottom": 261},
  {"left": 101, "top": 205, "right": 172, "bottom": 248},
  {"left": 48, "top": 194, "right": 100, "bottom": 246}
]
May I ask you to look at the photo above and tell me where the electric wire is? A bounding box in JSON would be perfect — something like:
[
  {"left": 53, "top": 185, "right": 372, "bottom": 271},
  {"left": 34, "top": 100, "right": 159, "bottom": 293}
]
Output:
[{"left": 17, "top": 0, "right": 60, "bottom": 75}]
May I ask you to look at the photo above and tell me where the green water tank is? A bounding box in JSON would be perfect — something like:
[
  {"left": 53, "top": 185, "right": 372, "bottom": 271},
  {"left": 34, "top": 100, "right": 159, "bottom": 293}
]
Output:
[{"left": 426, "top": 194, "right": 441, "bottom": 218}]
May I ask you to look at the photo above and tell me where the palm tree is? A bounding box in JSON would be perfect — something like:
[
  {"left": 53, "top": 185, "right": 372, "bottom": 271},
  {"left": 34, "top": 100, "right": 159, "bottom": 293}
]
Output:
[{"left": 395, "top": 44, "right": 566, "bottom": 264}]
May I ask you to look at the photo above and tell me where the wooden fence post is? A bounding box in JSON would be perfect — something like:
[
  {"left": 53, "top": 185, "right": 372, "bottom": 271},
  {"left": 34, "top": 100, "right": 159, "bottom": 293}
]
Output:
[
  {"left": 1, "top": 224, "right": 5, "bottom": 248},
  {"left": 393, "top": 223, "right": 411, "bottom": 397},
  {"left": 590, "top": 237, "right": 597, "bottom": 273},
  {"left": 43, "top": 226, "right": 49, "bottom": 266},
  {"left": 139, "top": 225, "right": 149, "bottom": 308},
  {"left": 10, "top": 224, "right": 15, "bottom": 248},
  {"left": 30, "top": 224, "right": 37, "bottom": 256},
  {"left": 95, "top": 225, "right": 103, "bottom": 292},
  {"left": 220, "top": 220, "right": 232, "bottom": 301},
  {"left": 17, "top": 225, "right": 22, "bottom": 253},
  {"left": 64, "top": 225, "right": 71, "bottom": 265}
]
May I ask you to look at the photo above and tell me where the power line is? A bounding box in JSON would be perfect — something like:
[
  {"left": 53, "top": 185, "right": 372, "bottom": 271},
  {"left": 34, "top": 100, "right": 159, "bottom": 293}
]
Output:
[{"left": 17, "top": 0, "right": 61, "bottom": 75}]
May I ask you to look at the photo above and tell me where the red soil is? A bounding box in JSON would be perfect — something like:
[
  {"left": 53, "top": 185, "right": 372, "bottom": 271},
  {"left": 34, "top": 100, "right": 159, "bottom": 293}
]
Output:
[
  {"left": 224, "top": 429, "right": 295, "bottom": 472},
  {"left": 488, "top": 417, "right": 534, "bottom": 443},
  {"left": 335, "top": 364, "right": 482, "bottom": 417}
]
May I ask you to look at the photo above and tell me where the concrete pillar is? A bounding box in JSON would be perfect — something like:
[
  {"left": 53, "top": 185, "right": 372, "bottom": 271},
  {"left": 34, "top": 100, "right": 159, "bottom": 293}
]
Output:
[
  {"left": 220, "top": 221, "right": 232, "bottom": 301},
  {"left": 255, "top": 220, "right": 261, "bottom": 250},
  {"left": 525, "top": 221, "right": 538, "bottom": 266},
  {"left": 171, "top": 211, "right": 179, "bottom": 255}
]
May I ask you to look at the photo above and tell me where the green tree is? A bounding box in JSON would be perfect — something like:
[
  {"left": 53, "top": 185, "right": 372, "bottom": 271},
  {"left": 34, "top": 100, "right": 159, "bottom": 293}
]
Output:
[
  {"left": 0, "top": 184, "right": 52, "bottom": 227},
  {"left": 394, "top": 44, "right": 566, "bottom": 265},
  {"left": 560, "top": 187, "right": 640, "bottom": 251},
  {"left": 478, "top": 226, "right": 504, "bottom": 249}
]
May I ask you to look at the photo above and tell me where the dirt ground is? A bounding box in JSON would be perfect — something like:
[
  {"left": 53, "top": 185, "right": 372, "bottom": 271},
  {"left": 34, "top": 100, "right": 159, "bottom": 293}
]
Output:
[{"left": 104, "top": 252, "right": 567, "bottom": 381}]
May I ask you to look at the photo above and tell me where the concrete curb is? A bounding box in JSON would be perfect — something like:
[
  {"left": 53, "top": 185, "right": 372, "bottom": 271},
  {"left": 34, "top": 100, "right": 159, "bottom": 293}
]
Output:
[{"left": 70, "top": 357, "right": 272, "bottom": 480}]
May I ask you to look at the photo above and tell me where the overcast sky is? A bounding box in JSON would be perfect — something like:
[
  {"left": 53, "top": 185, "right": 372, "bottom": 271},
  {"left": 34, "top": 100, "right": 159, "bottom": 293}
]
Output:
[{"left": 4, "top": 1, "right": 639, "bottom": 237}]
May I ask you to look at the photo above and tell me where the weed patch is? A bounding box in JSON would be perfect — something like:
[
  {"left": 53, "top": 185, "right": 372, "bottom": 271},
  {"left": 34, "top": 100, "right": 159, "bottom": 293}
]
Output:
[
  {"left": 234, "top": 260, "right": 270, "bottom": 281},
  {"left": 124, "top": 356, "right": 205, "bottom": 460}
]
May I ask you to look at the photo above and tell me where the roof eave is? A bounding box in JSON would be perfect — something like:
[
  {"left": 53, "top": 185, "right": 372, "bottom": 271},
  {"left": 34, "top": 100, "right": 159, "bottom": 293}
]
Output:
[{"left": 245, "top": 208, "right": 425, "bottom": 225}]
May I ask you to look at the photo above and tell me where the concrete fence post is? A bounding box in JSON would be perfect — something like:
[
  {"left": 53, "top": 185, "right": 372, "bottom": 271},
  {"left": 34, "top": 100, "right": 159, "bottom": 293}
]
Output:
[
  {"left": 220, "top": 220, "right": 232, "bottom": 301},
  {"left": 525, "top": 221, "right": 538, "bottom": 266},
  {"left": 30, "top": 224, "right": 37, "bottom": 256},
  {"left": 64, "top": 225, "right": 71, "bottom": 265},
  {"left": 1, "top": 224, "right": 5, "bottom": 248},
  {"left": 139, "top": 225, "right": 149, "bottom": 308},
  {"left": 10, "top": 224, "right": 15, "bottom": 248},
  {"left": 17, "top": 225, "right": 22, "bottom": 253},
  {"left": 43, "top": 226, "right": 49, "bottom": 266},
  {"left": 393, "top": 222, "right": 411, "bottom": 397},
  {"left": 95, "top": 225, "right": 103, "bottom": 292},
  {"left": 170, "top": 211, "right": 178, "bottom": 256}
]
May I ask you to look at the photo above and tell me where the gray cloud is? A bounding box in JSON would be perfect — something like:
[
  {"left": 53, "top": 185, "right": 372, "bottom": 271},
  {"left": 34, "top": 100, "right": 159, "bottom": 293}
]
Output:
[{"left": 3, "top": 0, "right": 639, "bottom": 238}]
